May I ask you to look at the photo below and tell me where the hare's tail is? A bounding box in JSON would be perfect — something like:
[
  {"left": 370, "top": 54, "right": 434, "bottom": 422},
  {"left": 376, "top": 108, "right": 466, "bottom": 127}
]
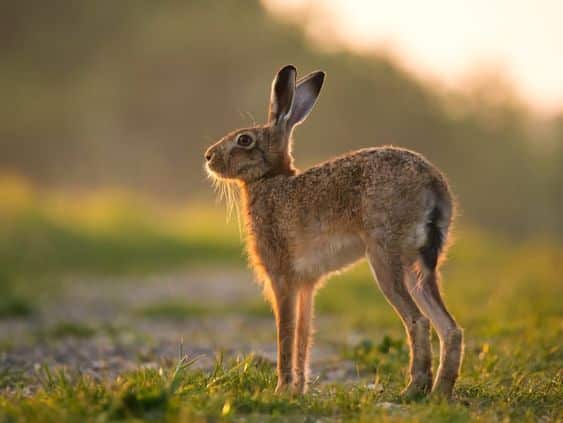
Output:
[{"left": 419, "top": 188, "right": 453, "bottom": 271}]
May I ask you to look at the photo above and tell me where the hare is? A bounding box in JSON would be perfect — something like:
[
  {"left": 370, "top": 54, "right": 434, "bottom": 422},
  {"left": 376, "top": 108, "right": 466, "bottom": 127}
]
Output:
[{"left": 204, "top": 65, "right": 463, "bottom": 398}]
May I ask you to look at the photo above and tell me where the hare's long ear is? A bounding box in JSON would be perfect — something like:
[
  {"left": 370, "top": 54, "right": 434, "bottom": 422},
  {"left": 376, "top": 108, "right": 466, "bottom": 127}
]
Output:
[
  {"left": 288, "top": 71, "right": 325, "bottom": 127},
  {"left": 268, "top": 65, "right": 296, "bottom": 125}
]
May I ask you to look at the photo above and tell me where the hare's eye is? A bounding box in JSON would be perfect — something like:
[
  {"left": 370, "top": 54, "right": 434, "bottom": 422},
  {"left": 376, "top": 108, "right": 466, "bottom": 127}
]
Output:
[{"left": 236, "top": 134, "right": 254, "bottom": 148}]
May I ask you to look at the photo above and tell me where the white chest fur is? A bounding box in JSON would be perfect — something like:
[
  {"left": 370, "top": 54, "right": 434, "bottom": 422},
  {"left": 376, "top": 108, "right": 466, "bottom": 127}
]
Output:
[{"left": 293, "top": 233, "right": 365, "bottom": 279}]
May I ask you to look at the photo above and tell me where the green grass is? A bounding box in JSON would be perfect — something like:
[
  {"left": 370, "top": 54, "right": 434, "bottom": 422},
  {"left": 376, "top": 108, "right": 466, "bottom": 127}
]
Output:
[
  {"left": 0, "top": 294, "right": 35, "bottom": 318},
  {"left": 38, "top": 321, "right": 98, "bottom": 340},
  {"left": 1, "top": 351, "right": 560, "bottom": 422},
  {"left": 0, "top": 182, "right": 244, "bottom": 306},
  {"left": 0, "top": 207, "right": 242, "bottom": 278},
  {"left": 0, "top": 183, "right": 561, "bottom": 421},
  {"left": 137, "top": 300, "right": 270, "bottom": 320}
]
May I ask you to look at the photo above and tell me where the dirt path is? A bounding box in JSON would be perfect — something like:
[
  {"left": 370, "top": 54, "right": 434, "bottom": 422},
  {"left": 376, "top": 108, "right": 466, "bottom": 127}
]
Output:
[{"left": 0, "top": 269, "right": 359, "bottom": 392}]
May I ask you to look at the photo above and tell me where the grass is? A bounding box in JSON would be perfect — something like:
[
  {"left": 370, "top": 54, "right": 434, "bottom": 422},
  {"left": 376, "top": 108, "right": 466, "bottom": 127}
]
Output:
[
  {"left": 0, "top": 177, "right": 561, "bottom": 421},
  {"left": 0, "top": 175, "right": 244, "bottom": 312},
  {"left": 1, "top": 351, "right": 560, "bottom": 422},
  {"left": 137, "top": 300, "right": 270, "bottom": 320},
  {"left": 38, "top": 322, "right": 98, "bottom": 340},
  {"left": 0, "top": 294, "right": 35, "bottom": 318},
  {"left": 0, "top": 202, "right": 242, "bottom": 278},
  {"left": 0, "top": 176, "right": 260, "bottom": 319}
]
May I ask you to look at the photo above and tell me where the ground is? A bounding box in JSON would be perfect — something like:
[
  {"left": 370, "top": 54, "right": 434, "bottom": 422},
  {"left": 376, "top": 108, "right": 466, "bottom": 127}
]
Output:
[{"left": 0, "top": 192, "right": 561, "bottom": 422}]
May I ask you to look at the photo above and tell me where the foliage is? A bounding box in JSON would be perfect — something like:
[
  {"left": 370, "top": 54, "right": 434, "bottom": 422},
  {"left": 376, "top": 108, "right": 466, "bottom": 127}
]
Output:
[{"left": 0, "top": 1, "right": 561, "bottom": 239}]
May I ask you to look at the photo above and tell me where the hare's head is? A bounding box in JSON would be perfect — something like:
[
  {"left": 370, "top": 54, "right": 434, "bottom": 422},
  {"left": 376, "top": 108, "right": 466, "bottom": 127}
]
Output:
[{"left": 205, "top": 65, "right": 324, "bottom": 183}]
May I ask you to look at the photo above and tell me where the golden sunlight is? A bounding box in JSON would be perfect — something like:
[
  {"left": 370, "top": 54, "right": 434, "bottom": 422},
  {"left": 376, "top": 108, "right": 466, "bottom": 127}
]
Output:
[{"left": 263, "top": 0, "right": 563, "bottom": 114}]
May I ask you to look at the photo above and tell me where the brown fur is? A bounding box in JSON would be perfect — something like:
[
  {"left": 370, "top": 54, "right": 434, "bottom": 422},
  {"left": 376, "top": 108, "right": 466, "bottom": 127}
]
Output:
[{"left": 204, "top": 65, "right": 463, "bottom": 397}]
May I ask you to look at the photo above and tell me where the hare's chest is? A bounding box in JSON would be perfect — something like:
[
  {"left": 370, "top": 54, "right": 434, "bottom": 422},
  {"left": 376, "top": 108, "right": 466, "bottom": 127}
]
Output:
[{"left": 293, "top": 233, "right": 365, "bottom": 279}]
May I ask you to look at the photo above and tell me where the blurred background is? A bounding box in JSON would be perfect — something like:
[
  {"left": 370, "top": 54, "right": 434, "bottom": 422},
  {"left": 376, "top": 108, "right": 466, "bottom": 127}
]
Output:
[
  {"left": 0, "top": 2, "right": 561, "bottom": 415},
  {"left": 1, "top": 0, "right": 561, "bottom": 238}
]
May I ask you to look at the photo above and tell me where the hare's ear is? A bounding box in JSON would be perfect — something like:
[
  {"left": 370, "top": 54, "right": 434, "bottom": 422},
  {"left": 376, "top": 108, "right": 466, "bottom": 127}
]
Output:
[
  {"left": 268, "top": 65, "right": 296, "bottom": 125},
  {"left": 288, "top": 71, "right": 325, "bottom": 127}
]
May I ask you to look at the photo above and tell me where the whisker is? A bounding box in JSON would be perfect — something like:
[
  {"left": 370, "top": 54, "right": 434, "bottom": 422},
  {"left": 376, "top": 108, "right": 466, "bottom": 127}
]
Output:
[
  {"left": 207, "top": 172, "right": 243, "bottom": 236},
  {"left": 244, "top": 111, "right": 257, "bottom": 126}
]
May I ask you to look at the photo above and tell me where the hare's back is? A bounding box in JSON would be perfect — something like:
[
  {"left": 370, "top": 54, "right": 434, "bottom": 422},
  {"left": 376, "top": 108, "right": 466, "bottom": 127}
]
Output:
[
  {"left": 295, "top": 146, "right": 449, "bottom": 204},
  {"left": 360, "top": 146, "right": 449, "bottom": 199},
  {"left": 289, "top": 146, "right": 452, "bottom": 241}
]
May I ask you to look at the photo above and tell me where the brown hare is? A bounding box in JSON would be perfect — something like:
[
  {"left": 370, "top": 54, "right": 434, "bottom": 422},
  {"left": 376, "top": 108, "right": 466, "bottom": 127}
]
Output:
[{"left": 204, "top": 65, "right": 463, "bottom": 399}]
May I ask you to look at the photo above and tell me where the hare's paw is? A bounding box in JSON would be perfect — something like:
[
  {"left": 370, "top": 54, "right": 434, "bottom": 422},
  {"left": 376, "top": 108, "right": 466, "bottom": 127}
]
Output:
[
  {"left": 401, "top": 377, "right": 431, "bottom": 401},
  {"left": 274, "top": 382, "right": 291, "bottom": 394},
  {"left": 430, "top": 378, "right": 455, "bottom": 400},
  {"left": 291, "top": 378, "right": 307, "bottom": 395},
  {"left": 275, "top": 374, "right": 293, "bottom": 394}
]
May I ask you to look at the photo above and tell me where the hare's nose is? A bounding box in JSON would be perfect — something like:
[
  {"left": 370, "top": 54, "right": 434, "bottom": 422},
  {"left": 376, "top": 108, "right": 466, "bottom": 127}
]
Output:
[{"left": 205, "top": 149, "right": 214, "bottom": 162}]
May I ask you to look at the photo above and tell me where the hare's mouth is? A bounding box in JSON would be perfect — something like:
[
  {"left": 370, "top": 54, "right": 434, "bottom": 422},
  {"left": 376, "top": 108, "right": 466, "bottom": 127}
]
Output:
[
  {"left": 207, "top": 164, "right": 243, "bottom": 185},
  {"left": 205, "top": 160, "right": 227, "bottom": 179}
]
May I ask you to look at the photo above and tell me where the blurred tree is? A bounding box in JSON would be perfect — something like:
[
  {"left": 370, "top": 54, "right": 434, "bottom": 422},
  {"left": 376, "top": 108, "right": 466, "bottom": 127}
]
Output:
[{"left": 0, "top": 0, "right": 561, "bottom": 239}]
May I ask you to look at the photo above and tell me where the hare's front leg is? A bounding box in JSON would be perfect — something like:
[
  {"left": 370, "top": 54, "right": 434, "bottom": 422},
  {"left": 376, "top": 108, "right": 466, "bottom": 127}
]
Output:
[
  {"left": 273, "top": 286, "right": 298, "bottom": 393},
  {"left": 294, "top": 285, "right": 314, "bottom": 394}
]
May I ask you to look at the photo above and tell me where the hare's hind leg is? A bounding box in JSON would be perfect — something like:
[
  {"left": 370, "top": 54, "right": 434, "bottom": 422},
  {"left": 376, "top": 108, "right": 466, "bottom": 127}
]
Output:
[
  {"left": 272, "top": 285, "right": 298, "bottom": 393},
  {"left": 293, "top": 284, "right": 315, "bottom": 394},
  {"left": 366, "top": 243, "right": 433, "bottom": 398},
  {"left": 405, "top": 267, "right": 463, "bottom": 398}
]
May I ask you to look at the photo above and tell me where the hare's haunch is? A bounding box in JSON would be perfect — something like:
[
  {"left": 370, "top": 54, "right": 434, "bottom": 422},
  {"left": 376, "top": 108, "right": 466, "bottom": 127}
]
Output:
[{"left": 205, "top": 65, "right": 463, "bottom": 398}]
